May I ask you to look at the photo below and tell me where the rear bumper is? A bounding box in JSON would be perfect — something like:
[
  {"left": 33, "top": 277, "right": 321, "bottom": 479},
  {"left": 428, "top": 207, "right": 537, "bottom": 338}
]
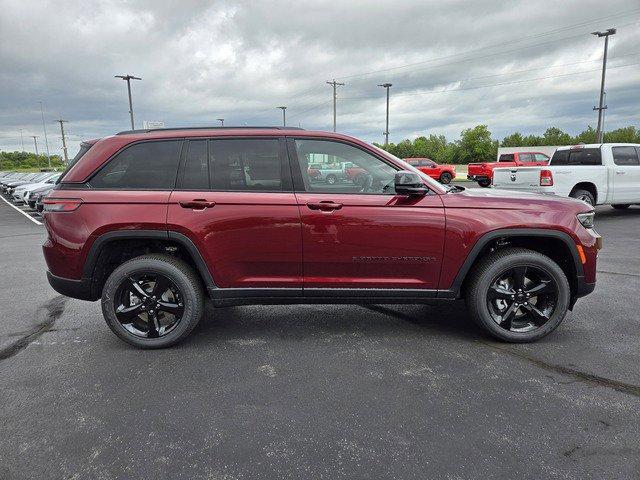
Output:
[
  {"left": 47, "top": 271, "right": 96, "bottom": 301},
  {"left": 467, "top": 174, "right": 488, "bottom": 181}
]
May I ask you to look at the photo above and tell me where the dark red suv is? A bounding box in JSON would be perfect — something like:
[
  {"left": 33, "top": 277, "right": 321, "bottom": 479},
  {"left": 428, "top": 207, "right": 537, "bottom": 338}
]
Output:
[{"left": 43, "top": 127, "right": 600, "bottom": 348}]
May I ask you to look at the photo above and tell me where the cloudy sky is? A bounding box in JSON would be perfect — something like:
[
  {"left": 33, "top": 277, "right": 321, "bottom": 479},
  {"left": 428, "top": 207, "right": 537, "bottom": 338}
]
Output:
[{"left": 1, "top": 0, "right": 639, "bottom": 157}]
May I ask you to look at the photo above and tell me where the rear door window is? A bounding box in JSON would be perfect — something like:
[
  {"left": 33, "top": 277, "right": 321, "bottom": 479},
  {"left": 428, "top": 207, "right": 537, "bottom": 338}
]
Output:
[
  {"left": 612, "top": 146, "right": 639, "bottom": 166},
  {"left": 89, "top": 140, "right": 182, "bottom": 189},
  {"left": 551, "top": 148, "right": 601, "bottom": 166},
  {"left": 209, "top": 138, "right": 283, "bottom": 191}
]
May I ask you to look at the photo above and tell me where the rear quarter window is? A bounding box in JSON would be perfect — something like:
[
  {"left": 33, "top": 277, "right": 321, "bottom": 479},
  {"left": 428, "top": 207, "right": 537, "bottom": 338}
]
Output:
[
  {"left": 551, "top": 148, "right": 601, "bottom": 166},
  {"left": 89, "top": 140, "right": 182, "bottom": 189}
]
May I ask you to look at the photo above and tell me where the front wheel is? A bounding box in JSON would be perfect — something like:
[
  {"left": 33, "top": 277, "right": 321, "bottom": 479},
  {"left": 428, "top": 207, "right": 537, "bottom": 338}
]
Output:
[
  {"left": 478, "top": 178, "right": 491, "bottom": 188},
  {"left": 612, "top": 204, "right": 630, "bottom": 210},
  {"left": 101, "top": 254, "right": 204, "bottom": 348},
  {"left": 465, "top": 247, "right": 570, "bottom": 343},
  {"left": 439, "top": 172, "right": 453, "bottom": 184},
  {"left": 326, "top": 174, "right": 338, "bottom": 185}
]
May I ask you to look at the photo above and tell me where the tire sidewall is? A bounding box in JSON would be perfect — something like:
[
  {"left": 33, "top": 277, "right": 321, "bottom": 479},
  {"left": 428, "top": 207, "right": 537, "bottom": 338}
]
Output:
[
  {"left": 101, "top": 257, "right": 202, "bottom": 348},
  {"left": 470, "top": 254, "right": 570, "bottom": 342},
  {"left": 440, "top": 172, "right": 452, "bottom": 184}
]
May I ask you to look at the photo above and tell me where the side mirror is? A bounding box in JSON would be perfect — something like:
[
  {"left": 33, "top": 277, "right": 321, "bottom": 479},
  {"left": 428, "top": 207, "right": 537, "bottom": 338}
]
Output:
[{"left": 394, "top": 170, "right": 429, "bottom": 196}]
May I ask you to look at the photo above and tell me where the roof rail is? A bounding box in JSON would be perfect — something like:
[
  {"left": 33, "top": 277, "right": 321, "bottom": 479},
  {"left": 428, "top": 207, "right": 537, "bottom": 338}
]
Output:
[{"left": 116, "top": 126, "right": 305, "bottom": 135}]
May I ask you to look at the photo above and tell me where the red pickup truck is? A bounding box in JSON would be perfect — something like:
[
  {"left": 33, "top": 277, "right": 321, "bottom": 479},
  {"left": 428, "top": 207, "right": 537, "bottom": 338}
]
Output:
[{"left": 468, "top": 152, "right": 550, "bottom": 187}]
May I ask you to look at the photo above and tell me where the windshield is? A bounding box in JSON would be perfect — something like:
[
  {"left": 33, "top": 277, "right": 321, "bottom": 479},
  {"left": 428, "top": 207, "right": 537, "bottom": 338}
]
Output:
[{"left": 369, "top": 145, "right": 445, "bottom": 192}]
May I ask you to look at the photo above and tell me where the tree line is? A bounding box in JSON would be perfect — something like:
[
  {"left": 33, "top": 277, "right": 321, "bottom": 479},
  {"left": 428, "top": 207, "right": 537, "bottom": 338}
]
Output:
[
  {"left": 0, "top": 151, "right": 65, "bottom": 170},
  {"left": 376, "top": 125, "right": 640, "bottom": 164}
]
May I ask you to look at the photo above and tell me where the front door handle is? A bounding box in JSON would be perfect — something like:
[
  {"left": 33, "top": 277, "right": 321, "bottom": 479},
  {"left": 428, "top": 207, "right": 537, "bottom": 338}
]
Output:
[
  {"left": 179, "top": 199, "right": 216, "bottom": 210},
  {"left": 306, "top": 201, "right": 343, "bottom": 211},
  {"left": 615, "top": 170, "right": 626, "bottom": 175}
]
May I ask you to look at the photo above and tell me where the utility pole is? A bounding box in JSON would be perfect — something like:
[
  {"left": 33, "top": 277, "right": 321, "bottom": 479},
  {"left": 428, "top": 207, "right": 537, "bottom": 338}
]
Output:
[
  {"left": 18, "top": 129, "right": 24, "bottom": 151},
  {"left": 326, "top": 79, "right": 345, "bottom": 132},
  {"left": 217, "top": 118, "right": 224, "bottom": 126},
  {"left": 32, "top": 136, "right": 39, "bottom": 155},
  {"left": 601, "top": 91, "right": 607, "bottom": 140},
  {"left": 115, "top": 74, "right": 142, "bottom": 130},
  {"left": 56, "top": 117, "right": 69, "bottom": 163},
  {"left": 277, "top": 106, "right": 287, "bottom": 126},
  {"left": 592, "top": 28, "right": 615, "bottom": 143},
  {"left": 39, "top": 101, "right": 51, "bottom": 167},
  {"left": 378, "top": 83, "right": 392, "bottom": 147}
]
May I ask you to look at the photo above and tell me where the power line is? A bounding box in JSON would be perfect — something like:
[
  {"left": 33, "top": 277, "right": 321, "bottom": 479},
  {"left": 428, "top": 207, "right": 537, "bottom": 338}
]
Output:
[
  {"left": 334, "top": 11, "right": 640, "bottom": 80},
  {"left": 342, "top": 62, "right": 640, "bottom": 100}
]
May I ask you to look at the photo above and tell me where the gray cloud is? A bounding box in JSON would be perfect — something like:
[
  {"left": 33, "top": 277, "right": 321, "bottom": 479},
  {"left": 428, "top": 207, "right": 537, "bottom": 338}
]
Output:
[{"left": 0, "top": 0, "right": 638, "bottom": 157}]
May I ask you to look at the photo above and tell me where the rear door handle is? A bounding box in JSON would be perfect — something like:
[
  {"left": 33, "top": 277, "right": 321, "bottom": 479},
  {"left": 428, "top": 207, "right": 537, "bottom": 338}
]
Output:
[
  {"left": 615, "top": 170, "right": 626, "bottom": 175},
  {"left": 306, "top": 201, "right": 343, "bottom": 211},
  {"left": 179, "top": 199, "right": 216, "bottom": 210}
]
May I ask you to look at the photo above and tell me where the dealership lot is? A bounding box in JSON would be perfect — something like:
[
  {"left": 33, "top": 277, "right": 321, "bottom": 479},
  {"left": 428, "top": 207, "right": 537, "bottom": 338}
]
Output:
[{"left": 0, "top": 195, "right": 639, "bottom": 479}]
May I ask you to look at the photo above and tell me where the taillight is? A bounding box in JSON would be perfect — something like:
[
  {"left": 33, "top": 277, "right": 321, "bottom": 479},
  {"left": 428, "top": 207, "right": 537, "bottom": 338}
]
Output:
[
  {"left": 43, "top": 198, "right": 83, "bottom": 212},
  {"left": 540, "top": 170, "right": 553, "bottom": 186}
]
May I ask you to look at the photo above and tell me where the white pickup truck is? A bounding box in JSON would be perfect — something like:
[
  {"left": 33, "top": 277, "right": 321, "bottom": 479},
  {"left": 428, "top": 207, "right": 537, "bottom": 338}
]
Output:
[{"left": 492, "top": 143, "right": 640, "bottom": 208}]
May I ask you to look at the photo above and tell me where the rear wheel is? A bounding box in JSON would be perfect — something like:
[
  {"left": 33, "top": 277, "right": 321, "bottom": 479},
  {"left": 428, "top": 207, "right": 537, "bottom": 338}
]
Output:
[
  {"left": 612, "top": 204, "right": 630, "bottom": 210},
  {"left": 570, "top": 188, "right": 595, "bottom": 206},
  {"left": 439, "top": 172, "right": 453, "bottom": 184},
  {"left": 478, "top": 178, "right": 491, "bottom": 188},
  {"left": 101, "top": 254, "right": 204, "bottom": 348},
  {"left": 465, "top": 248, "right": 570, "bottom": 342}
]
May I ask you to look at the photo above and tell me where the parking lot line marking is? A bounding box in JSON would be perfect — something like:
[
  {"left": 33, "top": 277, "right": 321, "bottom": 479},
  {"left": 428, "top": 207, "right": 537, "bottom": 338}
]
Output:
[{"left": 0, "top": 195, "right": 42, "bottom": 226}]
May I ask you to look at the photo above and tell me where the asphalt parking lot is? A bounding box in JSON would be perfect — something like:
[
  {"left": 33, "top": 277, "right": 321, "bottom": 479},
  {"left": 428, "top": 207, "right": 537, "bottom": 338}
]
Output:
[{"left": 1, "top": 192, "right": 639, "bottom": 479}]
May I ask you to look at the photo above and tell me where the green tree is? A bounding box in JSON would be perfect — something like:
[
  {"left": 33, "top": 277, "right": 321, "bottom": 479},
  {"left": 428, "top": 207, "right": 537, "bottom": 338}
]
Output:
[
  {"left": 541, "top": 127, "right": 572, "bottom": 146},
  {"left": 604, "top": 126, "right": 639, "bottom": 143},
  {"left": 457, "top": 125, "right": 497, "bottom": 163},
  {"left": 501, "top": 132, "right": 524, "bottom": 147},
  {"left": 574, "top": 126, "right": 597, "bottom": 144}
]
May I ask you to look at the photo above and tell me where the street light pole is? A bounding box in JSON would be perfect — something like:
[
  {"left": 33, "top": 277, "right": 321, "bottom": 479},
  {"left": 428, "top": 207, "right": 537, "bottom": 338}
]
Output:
[
  {"left": 39, "top": 101, "right": 51, "bottom": 167},
  {"left": 326, "top": 79, "right": 345, "bottom": 132},
  {"left": 592, "top": 28, "right": 616, "bottom": 143},
  {"left": 32, "top": 136, "right": 39, "bottom": 155},
  {"left": 217, "top": 118, "right": 224, "bottom": 126},
  {"left": 378, "top": 83, "right": 392, "bottom": 147},
  {"left": 277, "top": 106, "right": 287, "bottom": 126},
  {"left": 18, "top": 129, "right": 24, "bottom": 151},
  {"left": 56, "top": 117, "right": 69, "bottom": 163},
  {"left": 115, "top": 74, "right": 142, "bottom": 130}
]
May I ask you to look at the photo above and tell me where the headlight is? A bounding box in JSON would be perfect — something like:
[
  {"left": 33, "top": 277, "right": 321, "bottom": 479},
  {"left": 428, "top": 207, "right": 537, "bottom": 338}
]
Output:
[{"left": 577, "top": 212, "right": 595, "bottom": 229}]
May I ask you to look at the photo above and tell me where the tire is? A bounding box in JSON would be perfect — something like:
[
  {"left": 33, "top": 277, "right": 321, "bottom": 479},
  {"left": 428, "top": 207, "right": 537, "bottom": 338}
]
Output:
[
  {"left": 101, "top": 254, "right": 204, "bottom": 348},
  {"left": 326, "top": 174, "right": 337, "bottom": 185},
  {"left": 570, "top": 188, "right": 595, "bottom": 206},
  {"left": 478, "top": 178, "right": 491, "bottom": 188},
  {"left": 465, "top": 247, "right": 570, "bottom": 343},
  {"left": 439, "top": 172, "right": 453, "bottom": 184},
  {"left": 612, "top": 204, "right": 630, "bottom": 210}
]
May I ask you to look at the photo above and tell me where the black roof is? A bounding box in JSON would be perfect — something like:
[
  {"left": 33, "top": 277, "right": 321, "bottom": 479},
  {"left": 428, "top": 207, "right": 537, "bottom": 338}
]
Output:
[{"left": 116, "top": 126, "right": 305, "bottom": 135}]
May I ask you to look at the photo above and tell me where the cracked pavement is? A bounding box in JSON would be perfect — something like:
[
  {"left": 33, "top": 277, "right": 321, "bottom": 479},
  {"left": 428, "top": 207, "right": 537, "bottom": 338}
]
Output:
[{"left": 0, "top": 198, "right": 639, "bottom": 479}]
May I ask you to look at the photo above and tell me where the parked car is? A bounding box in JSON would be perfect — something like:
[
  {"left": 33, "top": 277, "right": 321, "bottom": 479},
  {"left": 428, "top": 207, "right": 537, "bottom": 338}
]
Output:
[
  {"left": 27, "top": 183, "right": 56, "bottom": 209},
  {"left": 43, "top": 127, "right": 600, "bottom": 348},
  {"left": 468, "top": 152, "right": 550, "bottom": 187},
  {"left": 3, "top": 172, "right": 51, "bottom": 194},
  {"left": 492, "top": 144, "right": 640, "bottom": 208},
  {"left": 310, "top": 162, "right": 354, "bottom": 185},
  {"left": 404, "top": 158, "right": 456, "bottom": 184},
  {"left": 12, "top": 173, "right": 60, "bottom": 203}
]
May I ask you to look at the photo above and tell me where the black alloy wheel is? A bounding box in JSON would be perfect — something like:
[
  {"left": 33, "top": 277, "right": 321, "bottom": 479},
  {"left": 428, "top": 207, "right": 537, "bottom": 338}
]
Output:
[
  {"left": 486, "top": 265, "right": 558, "bottom": 333},
  {"left": 114, "top": 272, "right": 184, "bottom": 338}
]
